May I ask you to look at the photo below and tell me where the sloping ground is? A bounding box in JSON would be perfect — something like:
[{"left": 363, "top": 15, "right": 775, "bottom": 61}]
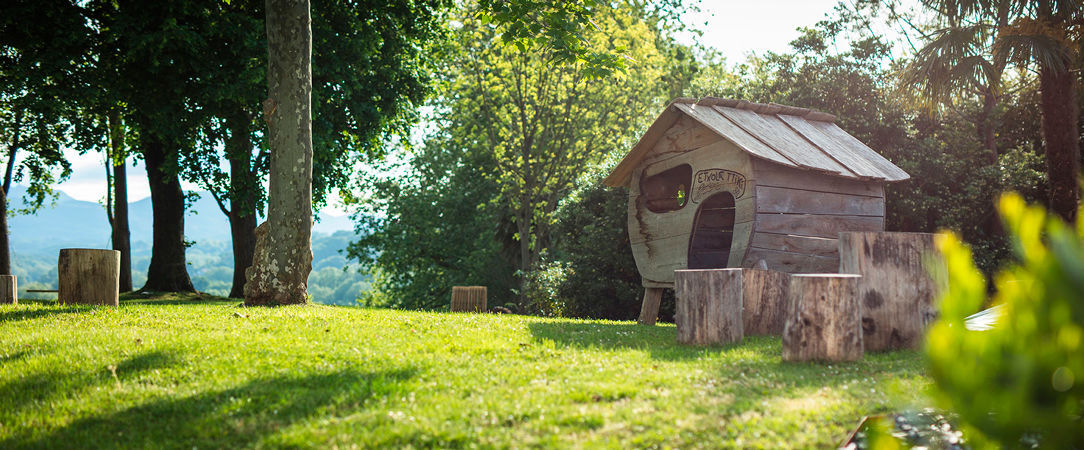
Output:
[{"left": 0, "top": 294, "right": 929, "bottom": 448}]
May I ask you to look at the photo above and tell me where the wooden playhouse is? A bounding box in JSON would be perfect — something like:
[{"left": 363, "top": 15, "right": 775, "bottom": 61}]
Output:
[{"left": 604, "top": 97, "right": 910, "bottom": 289}]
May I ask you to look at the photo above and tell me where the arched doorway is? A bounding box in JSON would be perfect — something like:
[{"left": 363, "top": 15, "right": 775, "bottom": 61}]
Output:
[{"left": 687, "top": 192, "right": 736, "bottom": 269}]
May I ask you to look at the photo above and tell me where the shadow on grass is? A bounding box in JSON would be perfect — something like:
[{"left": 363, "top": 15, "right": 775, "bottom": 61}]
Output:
[
  {"left": 527, "top": 321, "right": 778, "bottom": 361},
  {"left": 3, "top": 365, "right": 416, "bottom": 449},
  {"left": 0, "top": 305, "right": 94, "bottom": 323}
]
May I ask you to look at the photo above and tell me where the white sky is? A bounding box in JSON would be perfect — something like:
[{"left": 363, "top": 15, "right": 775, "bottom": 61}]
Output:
[{"left": 51, "top": 0, "right": 911, "bottom": 212}]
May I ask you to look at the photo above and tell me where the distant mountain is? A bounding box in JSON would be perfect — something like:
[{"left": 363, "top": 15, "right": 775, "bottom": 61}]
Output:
[
  {"left": 8, "top": 186, "right": 355, "bottom": 256},
  {"left": 7, "top": 186, "right": 369, "bottom": 304}
]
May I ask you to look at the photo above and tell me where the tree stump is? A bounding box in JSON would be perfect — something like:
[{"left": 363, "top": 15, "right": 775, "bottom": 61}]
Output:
[
  {"left": 58, "top": 249, "right": 120, "bottom": 306},
  {"left": 742, "top": 269, "right": 788, "bottom": 335},
  {"left": 782, "top": 274, "right": 862, "bottom": 362},
  {"left": 839, "top": 232, "right": 940, "bottom": 351},
  {"left": 637, "top": 287, "right": 664, "bottom": 325},
  {"left": 674, "top": 269, "right": 743, "bottom": 345},
  {"left": 0, "top": 275, "right": 15, "bottom": 304},
  {"left": 450, "top": 286, "right": 486, "bottom": 312}
]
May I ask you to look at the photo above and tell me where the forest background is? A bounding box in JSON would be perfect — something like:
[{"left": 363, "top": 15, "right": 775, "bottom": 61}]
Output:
[{"left": 1, "top": 0, "right": 1077, "bottom": 315}]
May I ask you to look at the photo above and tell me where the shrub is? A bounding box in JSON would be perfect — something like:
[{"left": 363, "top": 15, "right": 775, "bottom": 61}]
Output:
[{"left": 927, "top": 192, "right": 1084, "bottom": 447}]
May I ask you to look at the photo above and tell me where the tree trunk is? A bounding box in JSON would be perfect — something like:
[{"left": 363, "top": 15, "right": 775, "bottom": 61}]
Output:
[
  {"left": 226, "top": 115, "right": 257, "bottom": 299},
  {"left": 782, "top": 274, "right": 863, "bottom": 362},
  {"left": 141, "top": 135, "right": 195, "bottom": 292},
  {"left": 674, "top": 269, "right": 743, "bottom": 345},
  {"left": 1039, "top": 55, "right": 1081, "bottom": 223},
  {"left": 1, "top": 109, "right": 23, "bottom": 276},
  {"left": 109, "top": 111, "right": 133, "bottom": 292},
  {"left": 245, "top": 0, "right": 313, "bottom": 306}
]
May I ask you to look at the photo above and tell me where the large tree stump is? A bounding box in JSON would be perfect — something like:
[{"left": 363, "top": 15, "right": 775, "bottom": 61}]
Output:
[
  {"left": 58, "top": 249, "right": 120, "bottom": 306},
  {"left": 637, "top": 287, "right": 664, "bottom": 325},
  {"left": 0, "top": 275, "right": 15, "bottom": 304},
  {"left": 742, "top": 269, "right": 788, "bottom": 335},
  {"left": 839, "top": 232, "right": 940, "bottom": 351},
  {"left": 674, "top": 269, "right": 743, "bottom": 345},
  {"left": 450, "top": 286, "right": 486, "bottom": 312},
  {"left": 782, "top": 274, "right": 862, "bottom": 362}
]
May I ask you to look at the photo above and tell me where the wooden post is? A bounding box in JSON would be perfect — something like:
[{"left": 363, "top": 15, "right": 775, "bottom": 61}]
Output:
[
  {"left": 0, "top": 275, "right": 15, "bottom": 304},
  {"left": 742, "top": 269, "right": 788, "bottom": 335},
  {"left": 637, "top": 287, "right": 664, "bottom": 325},
  {"left": 450, "top": 286, "right": 487, "bottom": 312},
  {"left": 782, "top": 274, "right": 862, "bottom": 362},
  {"left": 674, "top": 269, "right": 743, "bottom": 345},
  {"left": 58, "top": 249, "right": 120, "bottom": 306},
  {"left": 838, "top": 232, "right": 940, "bottom": 351}
]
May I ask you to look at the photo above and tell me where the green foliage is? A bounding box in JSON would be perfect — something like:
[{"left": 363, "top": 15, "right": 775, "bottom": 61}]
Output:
[
  {"left": 927, "top": 192, "right": 1084, "bottom": 447},
  {"left": 0, "top": 295, "right": 928, "bottom": 447}
]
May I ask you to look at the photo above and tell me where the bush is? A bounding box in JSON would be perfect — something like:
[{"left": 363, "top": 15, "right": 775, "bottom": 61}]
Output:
[{"left": 927, "top": 192, "right": 1084, "bottom": 447}]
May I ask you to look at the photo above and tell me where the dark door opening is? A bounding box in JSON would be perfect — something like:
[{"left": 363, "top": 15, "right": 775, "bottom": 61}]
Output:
[{"left": 687, "top": 192, "right": 736, "bottom": 269}]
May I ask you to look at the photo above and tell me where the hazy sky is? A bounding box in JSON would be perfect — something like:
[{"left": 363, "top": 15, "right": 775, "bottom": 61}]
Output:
[{"left": 51, "top": 0, "right": 868, "bottom": 209}]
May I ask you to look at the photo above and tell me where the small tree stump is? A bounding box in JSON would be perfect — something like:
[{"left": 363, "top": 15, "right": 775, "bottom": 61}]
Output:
[
  {"left": 839, "top": 232, "right": 940, "bottom": 351},
  {"left": 58, "top": 249, "right": 120, "bottom": 306},
  {"left": 782, "top": 274, "right": 862, "bottom": 362},
  {"left": 637, "top": 287, "right": 664, "bottom": 325},
  {"left": 0, "top": 275, "right": 15, "bottom": 304},
  {"left": 742, "top": 269, "right": 788, "bottom": 335},
  {"left": 450, "top": 286, "right": 486, "bottom": 312},
  {"left": 674, "top": 269, "right": 743, "bottom": 345}
]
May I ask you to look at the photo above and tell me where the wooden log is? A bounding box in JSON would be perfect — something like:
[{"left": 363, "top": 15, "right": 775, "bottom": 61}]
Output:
[
  {"left": 741, "top": 269, "right": 788, "bottom": 335},
  {"left": 449, "top": 286, "right": 487, "bottom": 313},
  {"left": 58, "top": 249, "right": 120, "bottom": 306},
  {"left": 674, "top": 269, "right": 743, "bottom": 345},
  {"left": 838, "top": 232, "right": 940, "bottom": 351},
  {"left": 637, "top": 287, "right": 664, "bottom": 326},
  {"left": 0, "top": 275, "right": 15, "bottom": 304},
  {"left": 782, "top": 274, "right": 863, "bottom": 362}
]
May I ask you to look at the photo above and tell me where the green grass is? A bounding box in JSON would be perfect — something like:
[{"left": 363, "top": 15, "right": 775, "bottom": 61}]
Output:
[{"left": 0, "top": 294, "right": 931, "bottom": 448}]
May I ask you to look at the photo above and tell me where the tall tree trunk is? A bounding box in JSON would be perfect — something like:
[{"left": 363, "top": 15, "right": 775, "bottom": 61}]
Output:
[
  {"left": 245, "top": 0, "right": 313, "bottom": 306},
  {"left": 1, "top": 109, "right": 23, "bottom": 276},
  {"left": 109, "top": 111, "right": 133, "bottom": 292},
  {"left": 226, "top": 115, "right": 257, "bottom": 299},
  {"left": 141, "top": 135, "right": 195, "bottom": 292},
  {"left": 978, "top": 87, "right": 999, "bottom": 165},
  {"left": 1039, "top": 56, "right": 1081, "bottom": 223}
]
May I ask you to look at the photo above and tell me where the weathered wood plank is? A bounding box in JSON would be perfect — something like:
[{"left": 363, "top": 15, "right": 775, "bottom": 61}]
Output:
[
  {"left": 777, "top": 114, "right": 886, "bottom": 179},
  {"left": 675, "top": 269, "right": 743, "bottom": 345},
  {"left": 450, "top": 286, "right": 487, "bottom": 312},
  {"left": 728, "top": 221, "right": 755, "bottom": 267},
  {"left": 630, "top": 183, "right": 755, "bottom": 244},
  {"left": 673, "top": 103, "right": 796, "bottom": 167},
  {"left": 755, "top": 213, "right": 884, "bottom": 239},
  {"left": 753, "top": 160, "right": 885, "bottom": 197},
  {"left": 651, "top": 116, "right": 724, "bottom": 155},
  {"left": 0, "top": 275, "right": 15, "bottom": 305},
  {"left": 714, "top": 107, "right": 856, "bottom": 176},
  {"left": 58, "top": 248, "right": 120, "bottom": 307},
  {"left": 755, "top": 185, "right": 885, "bottom": 216},
  {"left": 744, "top": 247, "right": 839, "bottom": 273},
  {"left": 638, "top": 287, "right": 665, "bottom": 326},
  {"left": 809, "top": 121, "right": 910, "bottom": 181},
  {"left": 750, "top": 232, "right": 838, "bottom": 257},
  {"left": 838, "top": 232, "right": 941, "bottom": 351},
  {"left": 782, "top": 274, "right": 864, "bottom": 362},
  {"left": 742, "top": 269, "right": 788, "bottom": 335}
]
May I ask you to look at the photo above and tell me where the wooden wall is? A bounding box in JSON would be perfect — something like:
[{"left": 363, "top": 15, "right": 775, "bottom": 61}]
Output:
[
  {"left": 743, "top": 160, "right": 885, "bottom": 272},
  {"left": 627, "top": 117, "right": 754, "bottom": 287}
]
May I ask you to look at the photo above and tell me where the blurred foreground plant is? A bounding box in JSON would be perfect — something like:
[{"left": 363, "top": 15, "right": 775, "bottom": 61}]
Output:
[{"left": 927, "top": 192, "right": 1083, "bottom": 447}]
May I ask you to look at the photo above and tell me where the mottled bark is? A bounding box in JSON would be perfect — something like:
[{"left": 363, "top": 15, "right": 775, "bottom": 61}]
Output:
[
  {"left": 1039, "top": 55, "right": 1081, "bottom": 223},
  {"left": 141, "top": 135, "right": 195, "bottom": 292},
  {"left": 227, "top": 115, "right": 257, "bottom": 298},
  {"left": 245, "top": 0, "right": 313, "bottom": 306},
  {"left": 109, "top": 111, "right": 132, "bottom": 292}
]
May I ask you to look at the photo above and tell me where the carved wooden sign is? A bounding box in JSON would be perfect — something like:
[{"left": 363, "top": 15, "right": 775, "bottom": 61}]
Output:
[{"left": 692, "top": 168, "right": 746, "bottom": 203}]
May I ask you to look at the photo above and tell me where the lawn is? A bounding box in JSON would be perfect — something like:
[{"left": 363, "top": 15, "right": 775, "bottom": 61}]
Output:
[{"left": 0, "top": 294, "right": 930, "bottom": 448}]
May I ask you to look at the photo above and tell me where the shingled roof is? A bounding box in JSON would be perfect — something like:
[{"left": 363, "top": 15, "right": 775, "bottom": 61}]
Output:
[{"left": 603, "top": 97, "right": 910, "bottom": 187}]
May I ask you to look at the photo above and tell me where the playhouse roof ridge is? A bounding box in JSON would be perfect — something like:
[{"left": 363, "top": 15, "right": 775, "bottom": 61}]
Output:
[{"left": 669, "top": 97, "right": 837, "bottom": 123}]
